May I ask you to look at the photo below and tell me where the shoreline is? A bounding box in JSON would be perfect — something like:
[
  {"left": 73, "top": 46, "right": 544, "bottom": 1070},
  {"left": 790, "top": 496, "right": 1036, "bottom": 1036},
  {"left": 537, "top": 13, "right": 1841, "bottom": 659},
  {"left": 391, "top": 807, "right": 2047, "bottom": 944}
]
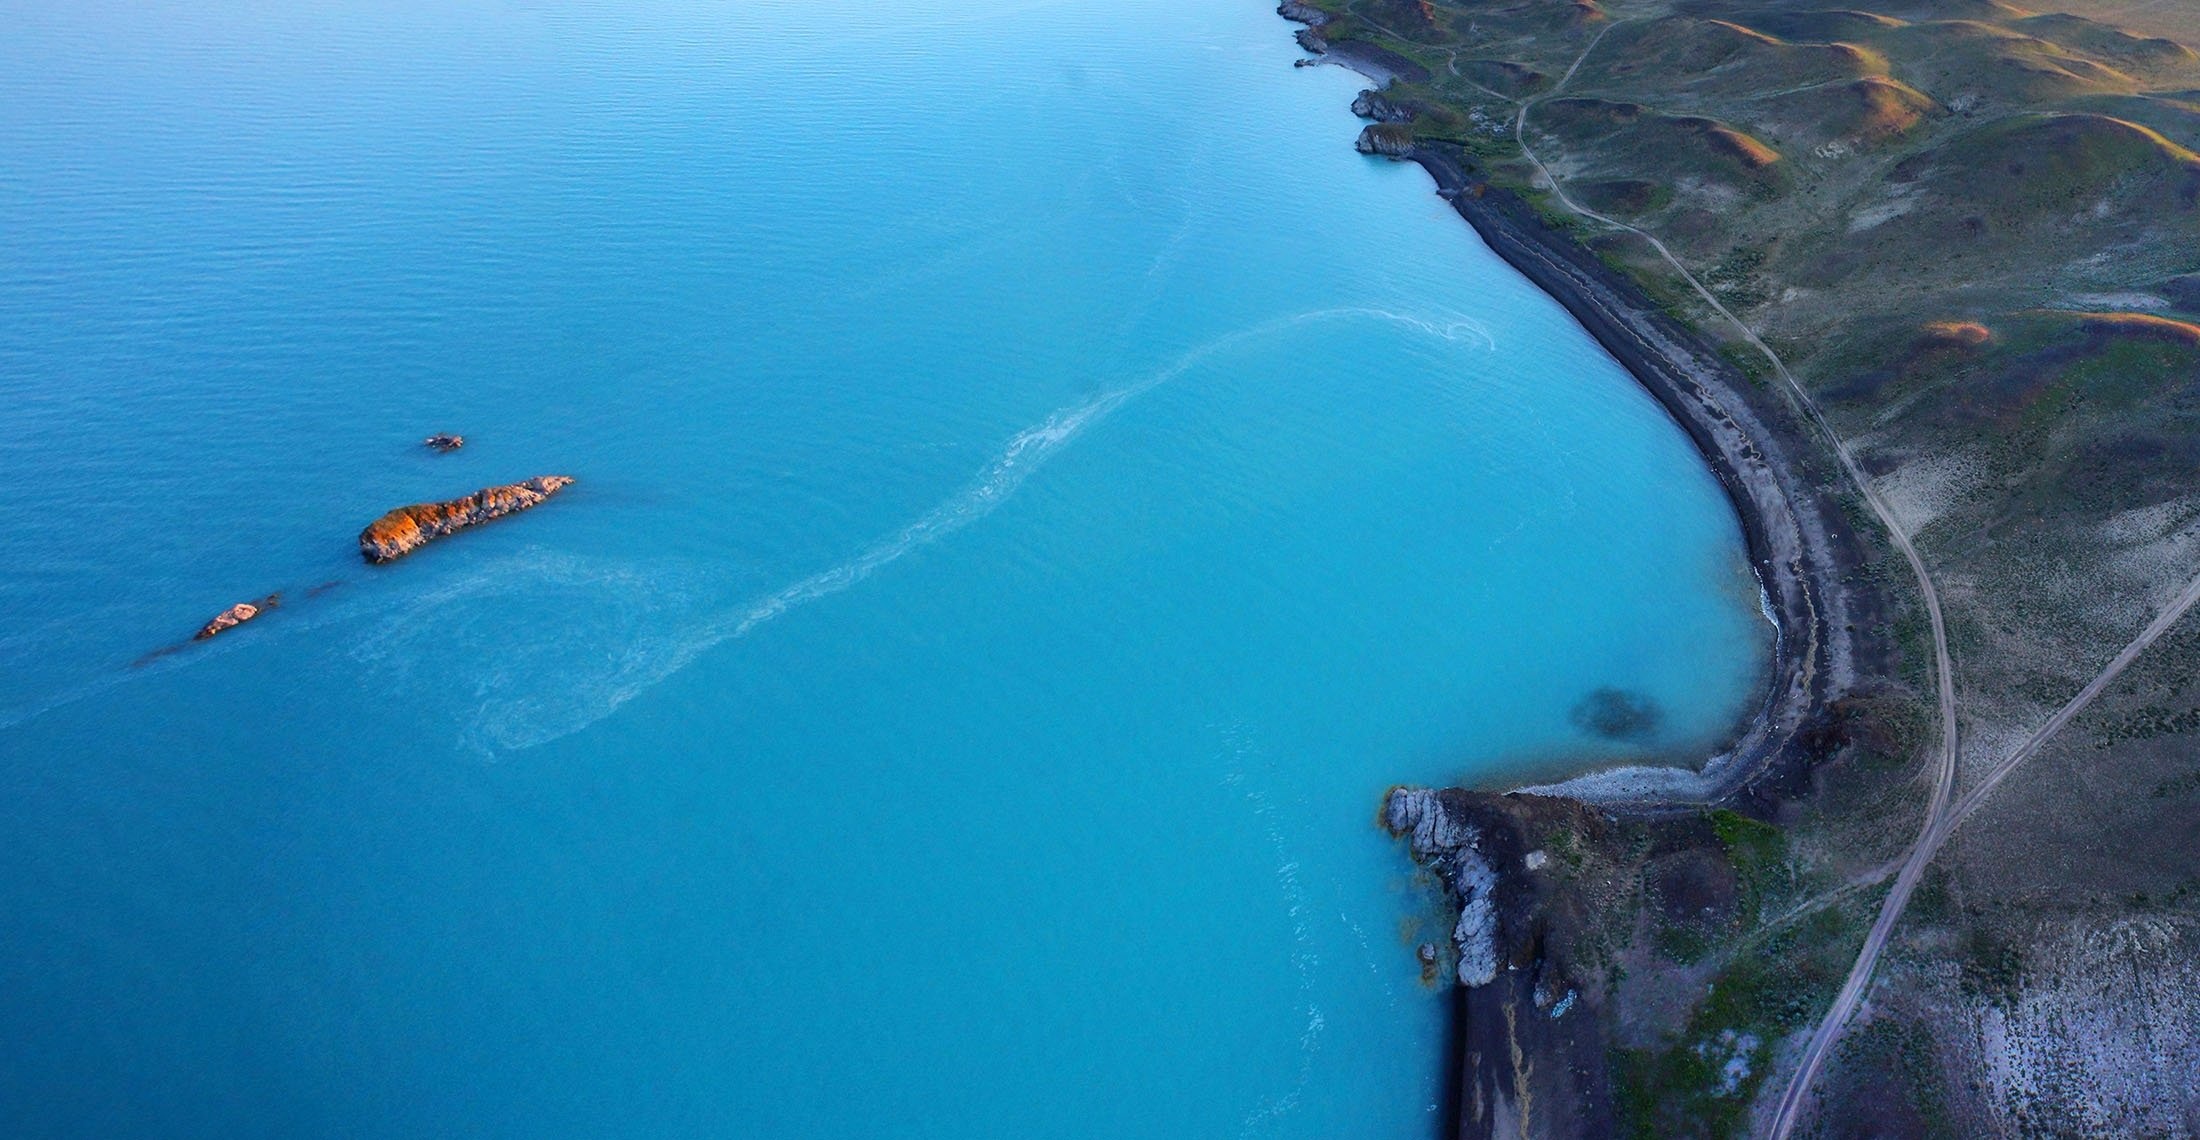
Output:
[
  {"left": 1277, "top": 12, "right": 1895, "bottom": 1137},
  {"left": 1288, "top": 21, "right": 1873, "bottom": 812},
  {"left": 1415, "top": 143, "right": 1870, "bottom": 809}
]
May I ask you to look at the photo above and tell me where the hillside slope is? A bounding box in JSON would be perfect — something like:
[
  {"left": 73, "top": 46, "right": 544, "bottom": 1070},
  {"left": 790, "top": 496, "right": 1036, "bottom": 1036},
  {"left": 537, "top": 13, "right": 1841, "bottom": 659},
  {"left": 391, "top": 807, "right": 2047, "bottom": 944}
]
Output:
[{"left": 1289, "top": 0, "right": 2200, "bottom": 1134}]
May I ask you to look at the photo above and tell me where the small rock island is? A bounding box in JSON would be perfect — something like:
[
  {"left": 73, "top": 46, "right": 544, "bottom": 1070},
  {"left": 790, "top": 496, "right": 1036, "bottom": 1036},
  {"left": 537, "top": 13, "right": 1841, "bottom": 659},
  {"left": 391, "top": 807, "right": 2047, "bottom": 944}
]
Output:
[
  {"left": 359, "top": 476, "right": 574, "bottom": 564},
  {"left": 194, "top": 594, "right": 279, "bottom": 640},
  {"left": 423, "top": 433, "right": 464, "bottom": 452}
]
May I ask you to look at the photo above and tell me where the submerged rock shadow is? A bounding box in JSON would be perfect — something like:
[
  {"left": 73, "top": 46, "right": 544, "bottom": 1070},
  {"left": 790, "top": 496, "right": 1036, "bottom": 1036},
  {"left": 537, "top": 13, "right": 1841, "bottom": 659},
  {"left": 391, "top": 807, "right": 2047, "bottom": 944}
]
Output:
[{"left": 1569, "top": 686, "right": 1662, "bottom": 743}]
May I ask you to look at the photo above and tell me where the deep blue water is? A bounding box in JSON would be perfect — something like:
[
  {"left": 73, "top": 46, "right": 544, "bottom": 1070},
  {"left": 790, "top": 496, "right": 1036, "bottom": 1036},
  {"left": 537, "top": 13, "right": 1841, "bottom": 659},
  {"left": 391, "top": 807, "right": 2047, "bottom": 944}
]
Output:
[{"left": 0, "top": 1, "right": 1770, "bottom": 1135}]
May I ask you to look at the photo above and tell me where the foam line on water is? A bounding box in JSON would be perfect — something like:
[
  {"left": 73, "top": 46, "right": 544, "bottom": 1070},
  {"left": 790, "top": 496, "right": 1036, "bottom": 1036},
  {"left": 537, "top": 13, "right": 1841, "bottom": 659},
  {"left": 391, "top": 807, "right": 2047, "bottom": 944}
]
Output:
[
  {"left": 0, "top": 305, "right": 1489, "bottom": 743},
  {"left": 467, "top": 305, "right": 1496, "bottom": 751},
  {"left": 1223, "top": 725, "right": 1327, "bottom": 1136},
  {"left": 470, "top": 317, "right": 1283, "bottom": 749},
  {"left": 1344, "top": 307, "right": 1499, "bottom": 352}
]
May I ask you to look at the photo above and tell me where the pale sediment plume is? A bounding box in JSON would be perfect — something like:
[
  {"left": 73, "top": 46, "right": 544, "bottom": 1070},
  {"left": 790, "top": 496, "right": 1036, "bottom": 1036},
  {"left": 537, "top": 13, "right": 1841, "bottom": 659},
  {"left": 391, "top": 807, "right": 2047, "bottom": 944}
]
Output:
[{"left": 417, "top": 309, "right": 1492, "bottom": 752}]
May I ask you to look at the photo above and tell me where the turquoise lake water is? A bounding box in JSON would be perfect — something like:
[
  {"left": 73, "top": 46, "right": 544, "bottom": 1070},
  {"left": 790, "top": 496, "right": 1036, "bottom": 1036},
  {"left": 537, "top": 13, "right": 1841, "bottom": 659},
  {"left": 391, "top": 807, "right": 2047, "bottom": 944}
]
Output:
[{"left": 0, "top": 0, "right": 1771, "bottom": 1134}]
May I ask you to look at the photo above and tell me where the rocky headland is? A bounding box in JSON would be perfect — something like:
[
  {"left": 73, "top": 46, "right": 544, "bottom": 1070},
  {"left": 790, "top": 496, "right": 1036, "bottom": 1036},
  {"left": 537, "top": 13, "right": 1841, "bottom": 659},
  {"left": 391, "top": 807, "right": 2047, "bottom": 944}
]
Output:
[
  {"left": 359, "top": 476, "right": 574, "bottom": 563},
  {"left": 1283, "top": 1, "right": 1429, "bottom": 85},
  {"left": 1386, "top": 788, "right": 1623, "bottom": 1138}
]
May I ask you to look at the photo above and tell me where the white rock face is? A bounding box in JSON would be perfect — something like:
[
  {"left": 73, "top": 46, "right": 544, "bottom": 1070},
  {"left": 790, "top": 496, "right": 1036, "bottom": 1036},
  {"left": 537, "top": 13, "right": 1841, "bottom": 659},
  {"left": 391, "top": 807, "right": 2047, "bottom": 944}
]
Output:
[
  {"left": 1452, "top": 844, "right": 1500, "bottom": 987},
  {"left": 1384, "top": 787, "right": 1469, "bottom": 860},
  {"left": 1385, "top": 788, "right": 1502, "bottom": 987}
]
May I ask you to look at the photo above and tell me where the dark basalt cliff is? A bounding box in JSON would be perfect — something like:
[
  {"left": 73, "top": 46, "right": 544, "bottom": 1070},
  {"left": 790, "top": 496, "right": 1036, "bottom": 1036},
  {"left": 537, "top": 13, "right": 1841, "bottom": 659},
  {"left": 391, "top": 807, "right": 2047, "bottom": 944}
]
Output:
[
  {"left": 1352, "top": 89, "right": 1414, "bottom": 123},
  {"left": 1357, "top": 122, "right": 1417, "bottom": 156},
  {"left": 359, "top": 475, "right": 574, "bottom": 563},
  {"left": 1387, "top": 789, "right": 1623, "bottom": 1139}
]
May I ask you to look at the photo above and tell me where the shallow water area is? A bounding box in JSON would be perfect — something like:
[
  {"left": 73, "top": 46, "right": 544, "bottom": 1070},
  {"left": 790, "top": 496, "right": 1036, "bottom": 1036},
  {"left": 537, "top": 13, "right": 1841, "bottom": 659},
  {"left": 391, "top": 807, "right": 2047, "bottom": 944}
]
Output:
[{"left": 0, "top": 0, "right": 1770, "bottom": 1135}]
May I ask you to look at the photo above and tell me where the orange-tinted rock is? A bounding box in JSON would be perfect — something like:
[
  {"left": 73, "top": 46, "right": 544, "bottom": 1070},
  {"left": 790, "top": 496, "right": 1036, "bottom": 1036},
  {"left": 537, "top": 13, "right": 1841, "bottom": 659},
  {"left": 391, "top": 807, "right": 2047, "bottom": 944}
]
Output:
[
  {"left": 1919, "top": 320, "right": 1993, "bottom": 347},
  {"left": 359, "top": 475, "right": 574, "bottom": 563},
  {"left": 2071, "top": 311, "right": 2200, "bottom": 347},
  {"left": 423, "top": 433, "right": 464, "bottom": 452},
  {"left": 194, "top": 593, "right": 280, "bottom": 640}
]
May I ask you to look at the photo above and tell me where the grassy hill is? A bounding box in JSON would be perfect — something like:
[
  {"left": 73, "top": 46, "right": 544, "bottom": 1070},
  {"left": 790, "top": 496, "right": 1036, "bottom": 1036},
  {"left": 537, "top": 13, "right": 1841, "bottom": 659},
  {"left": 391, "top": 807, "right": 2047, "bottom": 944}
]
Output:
[{"left": 1290, "top": 0, "right": 2200, "bottom": 1133}]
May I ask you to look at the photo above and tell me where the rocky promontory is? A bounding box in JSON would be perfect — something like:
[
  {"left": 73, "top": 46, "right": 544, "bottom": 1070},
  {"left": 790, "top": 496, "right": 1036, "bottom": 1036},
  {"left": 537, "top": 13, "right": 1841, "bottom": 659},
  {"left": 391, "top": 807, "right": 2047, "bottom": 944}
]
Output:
[
  {"left": 1276, "top": 1, "right": 1430, "bottom": 84},
  {"left": 1350, "top": 89, "right": 1412, "bottom": 124},
  {"left": 1355, "top": 123, "right": 1416, "bottom": 157},
  {"left": 1385, "top": 788, "right": 1623, "bottom": 1139},
  {"left": 359, "top": 476, "right": 574, "bottom": 563}
]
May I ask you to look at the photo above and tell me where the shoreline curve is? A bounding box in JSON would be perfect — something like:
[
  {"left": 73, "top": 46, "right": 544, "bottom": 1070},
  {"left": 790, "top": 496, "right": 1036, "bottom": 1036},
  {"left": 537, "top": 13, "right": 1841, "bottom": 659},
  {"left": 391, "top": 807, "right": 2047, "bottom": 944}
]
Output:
[{"left": 1288, "top": 21, "right": 1877, "bottom": 811}]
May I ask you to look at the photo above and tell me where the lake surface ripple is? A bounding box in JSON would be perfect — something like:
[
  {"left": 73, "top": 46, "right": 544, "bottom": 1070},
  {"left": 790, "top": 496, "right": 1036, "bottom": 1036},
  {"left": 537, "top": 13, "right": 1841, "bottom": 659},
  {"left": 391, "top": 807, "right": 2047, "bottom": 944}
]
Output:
[{"left": 0, "top": 1, "right": 1769, "bottom": 1135}]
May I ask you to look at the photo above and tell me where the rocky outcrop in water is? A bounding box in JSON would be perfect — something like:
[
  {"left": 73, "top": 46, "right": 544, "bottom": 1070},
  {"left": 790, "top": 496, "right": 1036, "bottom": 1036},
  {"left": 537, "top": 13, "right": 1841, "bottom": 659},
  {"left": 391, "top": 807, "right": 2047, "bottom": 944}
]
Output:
[
  {"left": 1276, "top": 1, "right": 1330, "bottom": 28},
  {"left": 1355, "top": 123, "right": 1416, "bottom": 157},
  {"left": 1352, "top": 89, "right": 1413, "bottom": 123},
  {"left": 359, "top": 476, "right": 574, "bottom": 563},
  {"left": 423, "top": 433, "right": 464, "bottom": 452},
  {"left": 194, "top": 594, "right": 279, "bottom": 640},
  {"left": 1386, "top": 788, "right": 1501, "bottom": 985}
]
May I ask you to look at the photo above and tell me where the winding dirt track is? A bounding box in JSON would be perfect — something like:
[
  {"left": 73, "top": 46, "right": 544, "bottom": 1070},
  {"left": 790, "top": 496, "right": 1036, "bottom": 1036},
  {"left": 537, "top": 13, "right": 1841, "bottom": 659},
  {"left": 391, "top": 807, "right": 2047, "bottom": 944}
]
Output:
[
  {"left": 1325, "top": 14, "right": 2198, "bottom": 1129},
  {"left": 1946, "top": 570, "right": 2200, "bottom": 830},
  {"left": 1498, "top": 28, "right": 1968, "bottom": 1137},
  {"left": 1767, "top": 565, "right": 2200, "bottom": 1129}
]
